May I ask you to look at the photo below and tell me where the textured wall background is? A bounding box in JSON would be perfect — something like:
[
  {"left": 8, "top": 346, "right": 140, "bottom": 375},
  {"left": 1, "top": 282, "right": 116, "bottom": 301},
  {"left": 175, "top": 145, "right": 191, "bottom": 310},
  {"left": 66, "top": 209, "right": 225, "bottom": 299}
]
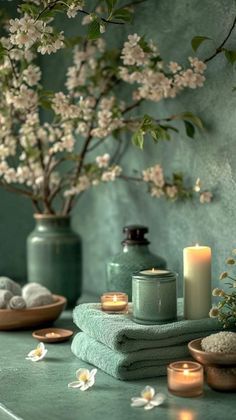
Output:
[{"left": 1, "top": 0, "right": 236, "bottom": 297}]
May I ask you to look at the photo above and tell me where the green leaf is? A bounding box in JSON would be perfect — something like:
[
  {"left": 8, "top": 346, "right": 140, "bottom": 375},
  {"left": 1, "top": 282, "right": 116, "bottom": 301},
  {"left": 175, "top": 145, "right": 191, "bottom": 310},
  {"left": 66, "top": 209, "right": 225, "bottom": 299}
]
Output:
[
  {"left": 173, "top": 112, "right": 203, "bottom": 129},
  {"left": 184, "top": 121, "right": 195, "bottom": 138},
  {"left": 132, "top": 129, "right": 144, "bottom": 149},
  {"left": 105, "top": 0, "right": 118, "bottom": 13},
  {"left": 191, "top": 36, "right": 212, "bottom": 52},
  {"left": 224, "top": 49, "right": 236, "bottom": 65},
  {"left": 87, "top": 19, "right": 101, "bottom": 40},
  {"left": 20, "top": 3, "right": 39, "bottom": 17},
  {"left": 112, "top": 8, "right": 133, "bottom": 22}
]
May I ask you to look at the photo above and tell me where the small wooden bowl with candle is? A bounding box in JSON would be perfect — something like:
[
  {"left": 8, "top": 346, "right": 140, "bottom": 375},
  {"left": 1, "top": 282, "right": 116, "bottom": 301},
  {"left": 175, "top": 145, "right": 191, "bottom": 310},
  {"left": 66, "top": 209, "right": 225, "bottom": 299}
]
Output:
[
  {"left": 101, "top": 292, "right": 128, "bottom": 314},
  {"left": 32, "top": 328, "right": 73, "bottom": 343}
]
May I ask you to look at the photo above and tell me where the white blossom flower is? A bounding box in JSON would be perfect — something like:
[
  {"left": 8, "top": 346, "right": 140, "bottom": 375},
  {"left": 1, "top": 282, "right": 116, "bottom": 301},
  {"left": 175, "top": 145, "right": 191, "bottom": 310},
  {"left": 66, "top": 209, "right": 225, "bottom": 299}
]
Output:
[
  {"left": 26, "top": 342, "right": 47, "bottom": 362},
  {"left": 189, "top": 57, "right": 207, "bottom": 74},
  {"left": 131, "top": 386, "right": 165, "bottom": 410},
  {"left": 67, "top": 2, "right": 84, "bottom": 19},
  {"left": 168, "top": 61, "right": 181, "bottom": 73},
  {"left": 96, "top": 153, "right": 110, "bottom": 168},
  {"left": 82, "top": 15, "right": 91, "bottom": 25},
  {"left": 68, "top": 368, "right": 97, "bottom": 391},
  {"left": 200, "top": 191, "right": 213, "bottom": 204},
  {"left": 150, "top": 186, "right": 164, "bottom": 198},
  {"left": 23, "top": 65, "right": 41, "bottom": 86},
  {"left": 143, "top": 164, "right": 165, "bottom": 187},
  {"left": 101, "top": 165, "right": 122, "bottom": 181},
  {"left": 166, "top": 185, "right": 178, "bottom": 199}
]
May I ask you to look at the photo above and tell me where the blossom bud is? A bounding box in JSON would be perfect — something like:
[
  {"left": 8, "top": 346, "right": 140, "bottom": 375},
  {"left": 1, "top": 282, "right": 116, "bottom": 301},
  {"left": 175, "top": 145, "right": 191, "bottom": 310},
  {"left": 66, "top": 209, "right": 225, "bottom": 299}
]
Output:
[
  {"left": 212, "top": 288, "right": 221, "bottom": 296},
  {"left": 209, "top": 307, "right": 219, "bottom": 318},
  {"left": 219, "top": 271, "right": 228, "bottom": 280},
  {"left": 99, "top": 23, "right": 106, "bottom": 34},
  {"left": 226, "top": 258, "right": 235, "bottom": 265}
]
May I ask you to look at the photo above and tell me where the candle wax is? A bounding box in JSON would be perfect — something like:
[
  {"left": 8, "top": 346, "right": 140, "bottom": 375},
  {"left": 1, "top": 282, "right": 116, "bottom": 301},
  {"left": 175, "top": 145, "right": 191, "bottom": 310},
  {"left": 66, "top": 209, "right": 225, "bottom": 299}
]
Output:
[{"left": 184, "top": 245, "right": 211, "bottom": 319}]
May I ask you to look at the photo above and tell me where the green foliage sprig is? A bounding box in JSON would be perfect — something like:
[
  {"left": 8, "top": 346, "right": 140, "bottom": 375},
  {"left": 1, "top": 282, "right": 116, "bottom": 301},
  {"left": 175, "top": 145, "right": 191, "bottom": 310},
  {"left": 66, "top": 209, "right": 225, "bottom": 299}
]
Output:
[{"left": 210, "top": 252, "right": 236, "bottom": 328}]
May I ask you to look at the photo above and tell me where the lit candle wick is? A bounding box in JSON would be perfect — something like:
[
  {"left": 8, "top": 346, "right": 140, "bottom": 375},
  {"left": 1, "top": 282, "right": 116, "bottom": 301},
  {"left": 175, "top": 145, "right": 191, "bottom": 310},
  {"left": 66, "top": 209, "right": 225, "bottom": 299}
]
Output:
[
  {"left": 113, "top": 295, "right": 117, "bottom": 302},
  {"left": 152, "top": 268, "right": 155, "bottom": 272}
]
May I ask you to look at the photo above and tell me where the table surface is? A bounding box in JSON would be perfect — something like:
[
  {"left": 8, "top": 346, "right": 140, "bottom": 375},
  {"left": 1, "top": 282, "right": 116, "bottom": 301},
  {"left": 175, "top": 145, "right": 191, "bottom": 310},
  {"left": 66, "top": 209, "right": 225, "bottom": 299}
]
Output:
[{"left": 0, "top": 310, "right": 236, "bottom": 420}]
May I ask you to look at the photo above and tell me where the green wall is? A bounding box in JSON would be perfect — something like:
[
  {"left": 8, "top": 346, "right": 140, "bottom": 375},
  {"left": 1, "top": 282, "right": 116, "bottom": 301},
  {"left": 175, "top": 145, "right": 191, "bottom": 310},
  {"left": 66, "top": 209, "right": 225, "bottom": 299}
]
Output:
[{"left": 1, "top": 0, "right": 236, "bottom": 297}]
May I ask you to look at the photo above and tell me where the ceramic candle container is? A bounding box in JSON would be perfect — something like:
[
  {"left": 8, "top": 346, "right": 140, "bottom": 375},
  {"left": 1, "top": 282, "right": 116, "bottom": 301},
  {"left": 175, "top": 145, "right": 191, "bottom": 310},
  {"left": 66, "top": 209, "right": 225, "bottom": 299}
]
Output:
[
  {"left": 101, "top": 292, "right": 128, "bottom": 314},
  {"left": 132, "top": 269, "right": 177, "bottom": 324},
  {"left": 167, "top": 361, "right": 204, "bottom": 397}
]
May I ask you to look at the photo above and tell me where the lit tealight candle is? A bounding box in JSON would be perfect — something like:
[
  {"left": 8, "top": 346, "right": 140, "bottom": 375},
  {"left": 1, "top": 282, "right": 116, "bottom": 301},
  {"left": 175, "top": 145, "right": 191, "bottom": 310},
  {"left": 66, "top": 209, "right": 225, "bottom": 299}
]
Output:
[
  {"left": 183, "top": 244, "right": 211, "bottom": 319},
  {"left": 140, "top": 268, "right": 169, "bottom": 275},
  {"left": 101, "top": 292, "right": 128, "bottom": 313},
  {"left": 167, "top": 361, "right": 203, "bottom": 397},
  {"left": 45, "top": 332, "right": 61, "bottom": 338}
]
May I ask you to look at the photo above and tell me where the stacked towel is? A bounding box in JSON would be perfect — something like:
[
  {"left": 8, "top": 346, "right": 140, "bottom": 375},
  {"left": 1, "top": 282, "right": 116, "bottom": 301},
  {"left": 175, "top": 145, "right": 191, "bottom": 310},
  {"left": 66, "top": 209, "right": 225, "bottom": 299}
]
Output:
[{"left": 71, "top": 299, "right": 222, "bottom": 380}]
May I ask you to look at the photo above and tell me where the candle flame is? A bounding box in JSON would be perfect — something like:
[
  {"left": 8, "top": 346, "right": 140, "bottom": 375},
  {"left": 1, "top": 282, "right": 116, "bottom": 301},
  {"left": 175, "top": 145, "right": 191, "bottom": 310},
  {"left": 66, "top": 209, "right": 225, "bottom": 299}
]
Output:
[
  {"left": 113, "top": 295, "right": 117, "bottom": 302},
  {"left": 183, "top": 363, "right": 189, "bottom": 376},
  {"left": 152, "top": 268, "right": 155, "bottom": 272}
]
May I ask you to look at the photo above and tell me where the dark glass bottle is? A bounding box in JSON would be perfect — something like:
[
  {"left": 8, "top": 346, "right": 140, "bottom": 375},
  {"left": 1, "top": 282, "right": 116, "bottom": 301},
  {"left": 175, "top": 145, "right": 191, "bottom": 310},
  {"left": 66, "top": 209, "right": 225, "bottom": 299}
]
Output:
[{"left": 106, "top": 225, "right": 166, "bottom": 300}]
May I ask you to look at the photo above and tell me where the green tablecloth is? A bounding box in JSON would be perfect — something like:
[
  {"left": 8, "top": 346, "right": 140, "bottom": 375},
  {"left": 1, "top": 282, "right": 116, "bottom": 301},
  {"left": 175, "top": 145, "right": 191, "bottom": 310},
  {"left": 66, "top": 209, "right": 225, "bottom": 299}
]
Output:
[{"left": 0, "top": 311, "right": 235, "bottom": 420}]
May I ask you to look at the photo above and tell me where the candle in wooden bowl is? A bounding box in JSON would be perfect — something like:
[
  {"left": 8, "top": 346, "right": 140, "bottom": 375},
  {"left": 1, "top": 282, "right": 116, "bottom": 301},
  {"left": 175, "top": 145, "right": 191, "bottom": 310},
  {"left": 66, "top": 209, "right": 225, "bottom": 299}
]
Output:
[
  {"left": 183, "top": 244, "right": 211, "bottom": 319},
  {"left": 101, "top": 292, "right": 128, "bottom": 313},
  {"left": 167, "top": 361, "right": 203, "bottom": 397}
]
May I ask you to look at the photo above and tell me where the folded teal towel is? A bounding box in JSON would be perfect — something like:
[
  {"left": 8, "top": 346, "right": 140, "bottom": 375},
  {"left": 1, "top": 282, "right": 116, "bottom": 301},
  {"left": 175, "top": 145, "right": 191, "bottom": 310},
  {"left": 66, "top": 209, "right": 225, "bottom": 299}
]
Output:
[
  {"left": 71, "top": 332, "right": 191, "bottom": 380},
  {"left": 73, "top": 299, "right": 222, "bottom": 353}
]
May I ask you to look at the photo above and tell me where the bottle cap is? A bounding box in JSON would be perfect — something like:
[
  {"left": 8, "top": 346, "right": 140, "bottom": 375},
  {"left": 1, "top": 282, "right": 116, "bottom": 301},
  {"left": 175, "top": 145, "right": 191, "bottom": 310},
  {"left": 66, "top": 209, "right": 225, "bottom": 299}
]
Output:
[{"left": 122, "top": 225, "right": 150, "bottom": 245}]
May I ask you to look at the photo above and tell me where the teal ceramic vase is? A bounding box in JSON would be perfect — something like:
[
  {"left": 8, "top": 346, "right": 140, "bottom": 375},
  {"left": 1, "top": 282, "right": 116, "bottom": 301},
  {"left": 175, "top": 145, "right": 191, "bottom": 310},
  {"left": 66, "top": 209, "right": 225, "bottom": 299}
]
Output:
[
  {"left": 106, "top": 225, "right": 167, "bottom": 300},
  {"left": 27, "top": 215, "right": 82, "bottom": 307}
]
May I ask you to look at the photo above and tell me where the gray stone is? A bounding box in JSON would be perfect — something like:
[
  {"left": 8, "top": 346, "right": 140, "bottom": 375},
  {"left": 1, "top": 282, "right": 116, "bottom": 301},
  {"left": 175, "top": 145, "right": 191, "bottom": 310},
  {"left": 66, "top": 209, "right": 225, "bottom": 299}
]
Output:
[
  {"left": 0, "top": 289, "right": 13, "bottom": 309},
  {"left": 8, "top": 295, "right": 26, "bottom": 310},
  {"left": 0, "top": 277, "right": 22, "bottom": 296}
]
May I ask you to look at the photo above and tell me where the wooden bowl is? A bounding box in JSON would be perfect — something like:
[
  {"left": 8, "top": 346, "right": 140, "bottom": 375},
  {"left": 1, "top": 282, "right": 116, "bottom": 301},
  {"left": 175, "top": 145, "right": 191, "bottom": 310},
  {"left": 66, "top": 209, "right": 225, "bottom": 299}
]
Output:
[
  {"left": 0, "top": 295, "right": 67, "bottom": 330},
  {"left": 188, "top": 338, "right": 236, "bottom": 391},
  {"left": 188, "top": 338, "right": 236, "bottom": 365},
  {"left": 32, "top": 328, "right": 73, "bottom": 343}
]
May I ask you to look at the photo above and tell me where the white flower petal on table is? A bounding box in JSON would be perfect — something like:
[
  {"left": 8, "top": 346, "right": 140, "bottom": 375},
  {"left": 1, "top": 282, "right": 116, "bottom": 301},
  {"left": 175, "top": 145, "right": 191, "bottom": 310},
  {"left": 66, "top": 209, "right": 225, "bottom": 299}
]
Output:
[
  {"left": 144, "top": 403, "right": 155, "bottom": 410},
  {"left": 80, "top": 382, "right": 92, "bottom": 391},
  {"left": 90, "top": 368, "right": 97, "bottom": 379},
  {"left": 131, "top": 398, "right": 148, "bottom": 407},
  {"left": 68, "top": 381, "right": 83, "bottom": 389},
  {"left": 25, "top": 342, "right": 47, "bottom": 362},
  {"left": 151, "top": 393, "right": 166, "bottom": 406}
]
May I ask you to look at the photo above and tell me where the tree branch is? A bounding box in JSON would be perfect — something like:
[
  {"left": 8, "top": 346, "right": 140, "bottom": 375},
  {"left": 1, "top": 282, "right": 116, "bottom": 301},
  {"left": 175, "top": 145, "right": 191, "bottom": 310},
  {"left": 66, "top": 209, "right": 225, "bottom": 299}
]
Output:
[{"left": 204, "top": 15, "right": 236, "bottom": 63}]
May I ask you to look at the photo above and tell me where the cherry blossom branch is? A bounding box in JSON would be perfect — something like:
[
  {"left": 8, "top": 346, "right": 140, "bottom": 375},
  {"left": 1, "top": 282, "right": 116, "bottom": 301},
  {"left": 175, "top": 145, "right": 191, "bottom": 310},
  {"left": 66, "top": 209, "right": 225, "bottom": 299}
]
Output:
[
  {"left": 35, "top": 0, "right": 129, "bottom": 25},
  {"left": 204, "top": 15, "right": 236, "bottom": 63}
]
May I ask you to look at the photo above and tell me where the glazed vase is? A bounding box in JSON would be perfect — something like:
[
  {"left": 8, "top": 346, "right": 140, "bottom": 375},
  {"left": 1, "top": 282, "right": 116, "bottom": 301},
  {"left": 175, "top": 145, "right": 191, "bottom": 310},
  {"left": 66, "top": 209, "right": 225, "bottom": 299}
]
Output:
[
  {"left": 106, "top": 225, "right": 167, "bottom": 300},
  {"left": 27, "top": 214, "right": 82, "bottom": 307}
]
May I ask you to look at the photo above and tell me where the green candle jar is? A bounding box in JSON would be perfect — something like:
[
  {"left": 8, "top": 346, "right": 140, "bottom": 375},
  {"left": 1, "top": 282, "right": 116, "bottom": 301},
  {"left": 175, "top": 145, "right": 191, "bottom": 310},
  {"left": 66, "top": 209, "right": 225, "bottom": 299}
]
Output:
[{"left": 132, "top": 269, "right": 177, "bottom": 324}]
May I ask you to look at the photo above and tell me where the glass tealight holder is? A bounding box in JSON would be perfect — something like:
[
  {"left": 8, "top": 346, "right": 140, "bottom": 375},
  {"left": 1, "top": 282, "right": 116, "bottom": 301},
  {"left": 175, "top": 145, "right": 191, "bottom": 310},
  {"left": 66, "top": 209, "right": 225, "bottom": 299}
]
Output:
[
  {"left": 101, "top": 292, "right": 128, "bottom": 314},
  {"left": 167, "top": 361, "right": 204, "bottom": 397}
]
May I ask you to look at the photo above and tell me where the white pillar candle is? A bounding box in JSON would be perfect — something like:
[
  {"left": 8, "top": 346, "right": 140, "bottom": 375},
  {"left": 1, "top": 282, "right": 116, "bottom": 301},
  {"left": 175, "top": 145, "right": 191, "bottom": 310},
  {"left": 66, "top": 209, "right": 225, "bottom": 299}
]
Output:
[{"left": 183, "top": 245, "right": 211, "bottom": 319}]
